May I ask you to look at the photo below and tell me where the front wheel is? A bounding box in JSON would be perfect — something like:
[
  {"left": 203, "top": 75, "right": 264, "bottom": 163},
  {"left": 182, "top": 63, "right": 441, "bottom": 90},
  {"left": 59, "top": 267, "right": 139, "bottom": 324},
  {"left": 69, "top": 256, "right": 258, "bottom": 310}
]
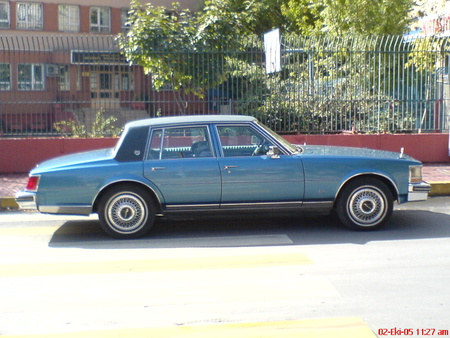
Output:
[
  {"left": 98, "top": 184, "right": 155, "bottom": 239},
  {"left": 336, "top": 178, "right": 393, "bottom": 231}
]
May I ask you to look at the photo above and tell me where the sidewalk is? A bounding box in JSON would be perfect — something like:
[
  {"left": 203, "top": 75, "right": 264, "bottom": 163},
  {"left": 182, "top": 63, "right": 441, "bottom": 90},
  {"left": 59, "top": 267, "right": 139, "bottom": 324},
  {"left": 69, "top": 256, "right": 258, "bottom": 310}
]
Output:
[{"left": 1, "top": 164, "right": 450, "bottom": 210}]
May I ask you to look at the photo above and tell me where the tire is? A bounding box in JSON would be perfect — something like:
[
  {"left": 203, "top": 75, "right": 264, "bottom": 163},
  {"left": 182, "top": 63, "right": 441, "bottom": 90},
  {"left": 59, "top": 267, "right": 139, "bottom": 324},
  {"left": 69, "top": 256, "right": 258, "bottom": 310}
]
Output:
[
  {"left": 336, "top": 177, "right": 393, "bottom": 231},
  {"left": 98, "top": 184, "right": 155, "bottom": 239}
]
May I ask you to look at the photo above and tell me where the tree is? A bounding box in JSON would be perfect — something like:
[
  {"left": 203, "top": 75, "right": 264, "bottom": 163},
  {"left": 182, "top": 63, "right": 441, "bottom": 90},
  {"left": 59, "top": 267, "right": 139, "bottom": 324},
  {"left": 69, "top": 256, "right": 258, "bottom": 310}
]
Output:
[
  {"left": 316, "top": 0, "right": 414, "bottom": 35},
  {"left": 118, "top": 0, "right": 263, "bottom": 114}
]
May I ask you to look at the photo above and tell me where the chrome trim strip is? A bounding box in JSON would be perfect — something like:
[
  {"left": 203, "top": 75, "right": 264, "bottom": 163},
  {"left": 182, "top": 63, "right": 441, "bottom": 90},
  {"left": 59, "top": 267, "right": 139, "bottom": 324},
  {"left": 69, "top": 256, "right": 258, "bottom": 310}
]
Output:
[
  {"left": 162, "top": 200, "right": 335, "bottom": 215},
  {"left": 165, "top": 203, "right": 221, "bottom": 210},
  {"left": 39, "top": 205, "right": 92, "bottom": 215}
]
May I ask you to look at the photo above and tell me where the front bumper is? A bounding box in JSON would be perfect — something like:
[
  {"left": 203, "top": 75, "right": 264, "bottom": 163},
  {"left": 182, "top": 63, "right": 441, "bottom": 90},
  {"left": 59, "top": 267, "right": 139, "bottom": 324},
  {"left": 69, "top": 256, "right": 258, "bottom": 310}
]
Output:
[
  {"left": 15, "top": 191, "right": 37, "bottom": 210},
  {"left": 408, "top": 181, "right": 431, "bottom": 202}
]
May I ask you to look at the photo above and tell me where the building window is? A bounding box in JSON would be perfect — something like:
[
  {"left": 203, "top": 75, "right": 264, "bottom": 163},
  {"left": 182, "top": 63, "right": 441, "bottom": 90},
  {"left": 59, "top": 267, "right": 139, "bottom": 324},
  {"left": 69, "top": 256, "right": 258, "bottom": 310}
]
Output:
[
  {"left": 90, "top": 7, "right": 110, "bottom": 33},
  {"left": 58, "top": 5, "right": 79, "bottom": 32},
  {"left": 121, "top": 72, "right": 134, "bottom": 90},
  {"left": 121, "top": 8, "right": 130, "bottom": 32},
  {"left": 0, "top": 63, "right": 10, "bottom": 90},
  {"left": 17, "top": 2, "right": 43, "bottom": 30},
  {"left": 58, "top": 65, "right": 70, "bottom": 91},
  {"left": 18, "top": 64, "right": 44, "bottom": 90},
  {"left": 0, "top": 1, "right": 10, "bottom": 29}
]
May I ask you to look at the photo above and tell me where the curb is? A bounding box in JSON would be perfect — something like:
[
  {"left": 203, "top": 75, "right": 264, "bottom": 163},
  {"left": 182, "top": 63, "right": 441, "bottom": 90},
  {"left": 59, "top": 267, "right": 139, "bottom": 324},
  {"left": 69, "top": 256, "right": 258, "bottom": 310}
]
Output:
[
  {"left": 429, "top": 182, "right": 450, "bottom": 197},
  {"left": 0, "top": 196, "right": 19, "bottom": 210},
  {"left": 2, "top": 182, "right": 450, "bottom": 211}
]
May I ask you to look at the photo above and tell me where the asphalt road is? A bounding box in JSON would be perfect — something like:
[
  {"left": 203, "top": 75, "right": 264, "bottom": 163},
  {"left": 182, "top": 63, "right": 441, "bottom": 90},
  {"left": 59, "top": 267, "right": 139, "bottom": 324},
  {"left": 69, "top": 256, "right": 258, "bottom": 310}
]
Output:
[{"left": 0, "top": 197, "right": 450, "bottom": 337}]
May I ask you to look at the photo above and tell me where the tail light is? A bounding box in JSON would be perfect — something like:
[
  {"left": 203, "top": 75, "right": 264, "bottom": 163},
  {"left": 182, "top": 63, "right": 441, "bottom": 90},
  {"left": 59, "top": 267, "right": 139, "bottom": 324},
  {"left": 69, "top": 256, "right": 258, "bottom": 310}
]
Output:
[{"left": 26, "top": 176, "right": 40, "bottom": 192}]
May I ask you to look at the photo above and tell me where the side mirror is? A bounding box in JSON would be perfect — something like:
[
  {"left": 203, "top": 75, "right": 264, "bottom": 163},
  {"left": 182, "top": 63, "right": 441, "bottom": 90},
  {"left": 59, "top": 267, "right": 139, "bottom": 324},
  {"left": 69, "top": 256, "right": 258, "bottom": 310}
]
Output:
[{"left": 267, "top": 146, "right": 281, "bottom": 159}]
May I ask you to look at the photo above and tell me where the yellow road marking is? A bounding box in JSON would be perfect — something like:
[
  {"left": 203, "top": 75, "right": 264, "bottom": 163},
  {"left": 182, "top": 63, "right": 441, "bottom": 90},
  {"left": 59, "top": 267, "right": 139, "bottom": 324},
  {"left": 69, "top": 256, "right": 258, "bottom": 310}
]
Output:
[
  {"left": 2, "top": 317, "right": 377, "bottom": 338},
  {"left": 0, "top": 252, "right": 312, "bottom": 277}
]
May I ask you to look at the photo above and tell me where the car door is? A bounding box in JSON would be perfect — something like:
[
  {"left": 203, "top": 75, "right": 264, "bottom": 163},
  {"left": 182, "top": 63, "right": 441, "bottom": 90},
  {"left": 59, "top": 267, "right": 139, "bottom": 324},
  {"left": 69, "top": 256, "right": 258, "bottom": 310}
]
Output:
[
  {"left": 215, "top": 124, "right": 304, "bottom": 205},
  {"left": 143, "top": 126, "right": 221, "bottom": 208}
]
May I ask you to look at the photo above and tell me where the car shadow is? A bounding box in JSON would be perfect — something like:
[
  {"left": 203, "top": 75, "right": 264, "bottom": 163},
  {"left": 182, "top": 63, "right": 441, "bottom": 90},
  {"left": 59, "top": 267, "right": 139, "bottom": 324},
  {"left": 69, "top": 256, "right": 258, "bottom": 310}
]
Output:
[{"left": 48, "top": 209, "right": 450, "bottom": 249}]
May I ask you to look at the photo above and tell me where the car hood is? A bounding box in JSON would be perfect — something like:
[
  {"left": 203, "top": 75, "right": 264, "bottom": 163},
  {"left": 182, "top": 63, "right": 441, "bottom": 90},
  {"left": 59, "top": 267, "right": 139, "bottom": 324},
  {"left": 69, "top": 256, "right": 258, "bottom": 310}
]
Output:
[
  {"left": 31, "top": 148, "right": 114, "bottom": 174},
  {"left": 300, "top": 145, "right": 416, "bottom": 161}
]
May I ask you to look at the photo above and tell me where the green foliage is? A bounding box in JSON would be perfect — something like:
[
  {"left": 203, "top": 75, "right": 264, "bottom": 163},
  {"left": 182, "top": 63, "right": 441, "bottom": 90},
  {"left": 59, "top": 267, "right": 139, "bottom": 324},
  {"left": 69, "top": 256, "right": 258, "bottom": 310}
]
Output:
[
  {"left": 117, "top": 0, "right": 421, "bottom": 132},
  {"left": 54, "top": 110, "right": 122, "bottom": 138},
  {"left": 118, "top": 1, "right": 264, "bottom": 114}
]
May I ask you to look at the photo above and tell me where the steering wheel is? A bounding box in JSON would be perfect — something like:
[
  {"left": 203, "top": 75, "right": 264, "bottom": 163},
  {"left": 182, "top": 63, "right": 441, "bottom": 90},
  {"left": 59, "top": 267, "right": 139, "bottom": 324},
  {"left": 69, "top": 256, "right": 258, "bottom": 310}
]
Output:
[{"left": 252, "top": 140, "right": 270, "bottom": 156}]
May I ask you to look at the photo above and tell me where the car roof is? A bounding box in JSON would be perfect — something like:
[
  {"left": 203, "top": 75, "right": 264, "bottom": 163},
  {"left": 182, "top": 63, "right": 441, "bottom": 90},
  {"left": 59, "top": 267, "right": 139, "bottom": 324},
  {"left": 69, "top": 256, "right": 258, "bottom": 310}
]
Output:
[{"left": 126, "top": 115, "right": 256, "bottom": 128}]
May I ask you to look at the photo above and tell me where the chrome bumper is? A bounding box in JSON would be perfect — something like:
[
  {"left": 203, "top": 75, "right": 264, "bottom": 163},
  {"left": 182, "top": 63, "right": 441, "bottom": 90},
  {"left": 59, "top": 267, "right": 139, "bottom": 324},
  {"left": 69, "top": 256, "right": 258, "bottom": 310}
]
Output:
[
  {"left": 15, "top": 191, "right": 37, "bottom": 210},
  {"left": 408, "top": 181, "right": 431, "bottom": 202}
]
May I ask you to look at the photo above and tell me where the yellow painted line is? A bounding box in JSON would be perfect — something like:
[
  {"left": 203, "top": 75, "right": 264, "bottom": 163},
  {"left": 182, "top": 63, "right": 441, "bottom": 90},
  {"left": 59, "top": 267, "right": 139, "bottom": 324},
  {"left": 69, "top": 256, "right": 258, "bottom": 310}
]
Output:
[
  {"left": 0, "top": 252, "right": 312, "bottom": 277},
  {"left": 2, "top": 317, "right": 377, "bottom": 338}
]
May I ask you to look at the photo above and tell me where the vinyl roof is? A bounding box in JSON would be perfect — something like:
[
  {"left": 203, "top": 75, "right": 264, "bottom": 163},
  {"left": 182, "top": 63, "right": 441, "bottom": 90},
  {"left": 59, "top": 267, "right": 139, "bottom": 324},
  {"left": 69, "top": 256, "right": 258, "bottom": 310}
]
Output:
[{"left": 126, "top": 115, "right": 256, "bottom": 128}]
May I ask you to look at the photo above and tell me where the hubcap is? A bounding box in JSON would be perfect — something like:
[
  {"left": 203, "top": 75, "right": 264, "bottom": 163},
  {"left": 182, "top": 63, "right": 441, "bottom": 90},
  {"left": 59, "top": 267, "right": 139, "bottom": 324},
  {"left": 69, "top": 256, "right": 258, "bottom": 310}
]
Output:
[
  {"left": 348, "top": 187, "right": 385, "bottom": 226},
  {"left": 107, "top": 193, "right": 148, "bottom": 233}
]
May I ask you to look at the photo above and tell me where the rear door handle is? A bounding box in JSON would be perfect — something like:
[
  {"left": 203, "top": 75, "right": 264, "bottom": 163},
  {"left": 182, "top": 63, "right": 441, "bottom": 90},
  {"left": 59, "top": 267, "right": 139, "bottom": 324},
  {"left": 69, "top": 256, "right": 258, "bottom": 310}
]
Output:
[{"left": 151, "top": 167, "right": 166, "bottom": 172}]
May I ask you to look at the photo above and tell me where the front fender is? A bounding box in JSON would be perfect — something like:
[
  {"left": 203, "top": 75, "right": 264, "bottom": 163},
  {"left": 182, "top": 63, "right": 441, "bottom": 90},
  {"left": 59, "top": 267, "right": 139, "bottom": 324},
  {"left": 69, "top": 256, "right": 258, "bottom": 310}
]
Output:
[{"left": 335, "top": 169, "right": 400, "bottom": 202}]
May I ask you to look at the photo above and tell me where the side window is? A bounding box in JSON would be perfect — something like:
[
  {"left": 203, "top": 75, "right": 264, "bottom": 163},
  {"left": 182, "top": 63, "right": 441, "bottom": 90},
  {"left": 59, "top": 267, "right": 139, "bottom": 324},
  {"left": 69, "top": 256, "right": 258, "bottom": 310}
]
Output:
[
  {"left": 148, "top": 126, "right": 213, "bottom": 160},
  {"left": 217, "top": 125, "right": 273, "bottom": 157}
]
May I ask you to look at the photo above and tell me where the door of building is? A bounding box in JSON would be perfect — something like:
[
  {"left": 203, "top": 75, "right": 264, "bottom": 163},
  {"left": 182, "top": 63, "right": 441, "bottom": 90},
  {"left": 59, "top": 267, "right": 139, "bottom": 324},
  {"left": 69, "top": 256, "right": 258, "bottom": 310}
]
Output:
[{"left": 90, "top": 66, "right": 120, "bottom": 109}]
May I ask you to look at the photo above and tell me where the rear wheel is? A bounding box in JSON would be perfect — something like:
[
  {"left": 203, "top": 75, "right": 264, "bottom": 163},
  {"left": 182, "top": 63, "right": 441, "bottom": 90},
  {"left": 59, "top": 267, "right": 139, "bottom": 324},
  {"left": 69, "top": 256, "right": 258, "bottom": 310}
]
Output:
[
  {"left": 98, "top": 184, "right": 155, "bottom": 239},
  {"left": 336, "top": 178, "right": 393, "bottom": 231}
]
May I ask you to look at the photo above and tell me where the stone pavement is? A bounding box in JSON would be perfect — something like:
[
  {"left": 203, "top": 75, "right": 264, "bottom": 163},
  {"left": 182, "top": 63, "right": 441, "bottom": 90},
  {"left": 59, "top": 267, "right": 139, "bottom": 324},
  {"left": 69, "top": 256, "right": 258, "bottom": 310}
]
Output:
[{"left": 1, "top": 164, "right": 449, "bottom": 210}]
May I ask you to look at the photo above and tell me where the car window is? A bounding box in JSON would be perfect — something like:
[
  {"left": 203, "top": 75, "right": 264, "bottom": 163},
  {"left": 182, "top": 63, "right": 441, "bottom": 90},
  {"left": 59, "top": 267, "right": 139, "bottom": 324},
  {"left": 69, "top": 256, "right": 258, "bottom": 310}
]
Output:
[
  {"left": 147, "top": 126, "right": 213, "bottom": 159},
  {"left": 217, "top": 125, "right": 273, "bottom": 157}
]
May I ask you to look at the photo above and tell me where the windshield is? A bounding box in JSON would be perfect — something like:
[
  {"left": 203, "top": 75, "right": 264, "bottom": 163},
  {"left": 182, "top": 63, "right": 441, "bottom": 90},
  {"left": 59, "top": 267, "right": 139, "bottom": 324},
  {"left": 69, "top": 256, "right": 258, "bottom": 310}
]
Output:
[{"left": 256, "top": 121, "right": 300, "bottom": 154}]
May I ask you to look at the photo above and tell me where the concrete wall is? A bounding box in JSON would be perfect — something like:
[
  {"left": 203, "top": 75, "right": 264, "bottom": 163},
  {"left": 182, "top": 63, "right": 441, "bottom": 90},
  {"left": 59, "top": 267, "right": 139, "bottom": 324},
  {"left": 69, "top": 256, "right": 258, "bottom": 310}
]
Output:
[{"left": 1, "top": 133, "right": 449, "bottom": 173}]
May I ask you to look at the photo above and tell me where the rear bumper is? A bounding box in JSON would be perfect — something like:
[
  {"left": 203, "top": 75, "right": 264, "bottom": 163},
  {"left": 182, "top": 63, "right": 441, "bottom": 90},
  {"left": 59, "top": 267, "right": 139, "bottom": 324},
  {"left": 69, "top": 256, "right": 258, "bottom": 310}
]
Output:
[
  {"left": 15, "top": 191, "right": 37, "bottom": 210},
  {"left": 408, "top": 181, "right": 431, "bottom": 202}
]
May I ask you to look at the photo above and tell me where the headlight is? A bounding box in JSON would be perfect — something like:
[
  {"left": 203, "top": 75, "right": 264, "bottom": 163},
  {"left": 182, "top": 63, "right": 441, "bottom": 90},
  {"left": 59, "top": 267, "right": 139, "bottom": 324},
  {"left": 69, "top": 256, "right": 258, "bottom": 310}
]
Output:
[{"left": 409, "top": 165, "right": 423, "bottom": 183}]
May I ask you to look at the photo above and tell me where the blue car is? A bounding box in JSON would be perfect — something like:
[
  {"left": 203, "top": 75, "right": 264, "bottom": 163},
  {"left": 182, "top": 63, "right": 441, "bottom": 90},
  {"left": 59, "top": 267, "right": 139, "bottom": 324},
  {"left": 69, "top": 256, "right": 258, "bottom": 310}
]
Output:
[{"left": 16, "top": 115, "right": 431, "bottom": 239}]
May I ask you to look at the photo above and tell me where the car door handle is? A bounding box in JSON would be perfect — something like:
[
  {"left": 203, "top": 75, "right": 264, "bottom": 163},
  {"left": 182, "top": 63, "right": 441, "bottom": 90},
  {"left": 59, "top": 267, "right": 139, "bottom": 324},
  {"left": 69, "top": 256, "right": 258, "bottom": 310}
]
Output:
[
  {"left": 224, "top": 165, "right": 238, "bottom": 170},
  {"left": 151, "top": 167, "right": 166, "bottom": 172}
]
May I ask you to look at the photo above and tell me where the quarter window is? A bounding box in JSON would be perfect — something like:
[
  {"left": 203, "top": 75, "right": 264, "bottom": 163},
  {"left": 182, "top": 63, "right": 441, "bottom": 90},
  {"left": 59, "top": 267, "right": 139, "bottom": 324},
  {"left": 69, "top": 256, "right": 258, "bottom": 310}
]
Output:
[
  {"left": 18, "top": 64, "right": 44, "bottom": 91},
  {"left": 58, "top": 5, "right": 79, "bottom": 32},
  {"left": 17, "top": 2, "right": 43, "bottom": 30},
  {"left": 0, "top": 1, "right": 10, "bottom": 29},
  {"left": 90, "top": 7, "right": 110, "bottom": 33}
]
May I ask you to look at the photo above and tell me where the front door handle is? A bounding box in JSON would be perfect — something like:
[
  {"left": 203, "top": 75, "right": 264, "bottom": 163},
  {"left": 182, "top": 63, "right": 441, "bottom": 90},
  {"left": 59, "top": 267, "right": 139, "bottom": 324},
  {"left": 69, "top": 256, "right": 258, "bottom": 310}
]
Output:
[
  {"left": 151, "top": 167, "right": 166, "bottom": 172},
  {"left": 224, "top": 165, "right": 238, "bottom": 170}
]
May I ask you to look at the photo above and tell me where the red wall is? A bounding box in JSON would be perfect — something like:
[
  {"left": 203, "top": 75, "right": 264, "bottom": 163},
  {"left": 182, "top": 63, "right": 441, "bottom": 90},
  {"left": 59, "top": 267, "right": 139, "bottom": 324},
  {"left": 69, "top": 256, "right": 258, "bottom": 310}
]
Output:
[
  {"left": 284, "top": 133, "right": 450, "bottom": 163},
  {"left": 0, "top": 134, "right": 449, "bottom": 173},
  {"left": 1, "top": 138, "right": 117, "bottom": 173}
]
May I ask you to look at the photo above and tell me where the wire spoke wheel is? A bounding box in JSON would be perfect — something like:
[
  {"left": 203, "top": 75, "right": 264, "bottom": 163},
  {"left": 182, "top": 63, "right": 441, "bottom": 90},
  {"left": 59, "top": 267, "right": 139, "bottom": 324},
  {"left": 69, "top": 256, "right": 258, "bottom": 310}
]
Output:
[
  {"left": 348, "top": 187, "right": 385, "bottom": 226},
  {"left": 337, "top": 178, "right": 393, "bottom": 231},
  {"left": 107, "top": 193, "right": 147, "bottom": 232},
  {"left": 99, "top": 185, "right": 155, "bottom": 239}
]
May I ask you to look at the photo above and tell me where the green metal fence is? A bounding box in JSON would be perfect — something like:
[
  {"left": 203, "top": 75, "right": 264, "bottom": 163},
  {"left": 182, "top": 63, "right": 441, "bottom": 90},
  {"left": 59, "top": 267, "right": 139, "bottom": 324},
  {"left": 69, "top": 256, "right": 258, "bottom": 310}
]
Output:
[{"left": 0, "top": 34, "right": 448, "bottom": 136}]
